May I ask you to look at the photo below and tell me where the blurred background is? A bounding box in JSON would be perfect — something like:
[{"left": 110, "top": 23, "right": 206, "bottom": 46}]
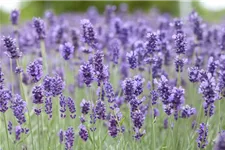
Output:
[{"left": 0, "top": 0, "right": 225, "bottom": 25}]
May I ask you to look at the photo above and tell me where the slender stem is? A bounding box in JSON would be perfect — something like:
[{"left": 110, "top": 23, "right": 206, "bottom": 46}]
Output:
[
  {"left": 27, "top": 108, "right": 34, "bottom": 150},
  {"left": 3, "top": 113, "right": 10, "bottom": 150},
  {"left": 38, "top": 116, "right": 41, "bottom": 150},
  {"left": 40, "top": 40, "right": 48, "bottom": 74},
  {"left": 218, "top": 99, "right": 221, "bottom": 131},
  {"left": 152, "top": 117, "right": 156, "bottom": 150},
  {"left": 41, "top": 112, "right": 45, "bottom": 150},
  {"left": 16, "top": 59, "right": 34, "bottom": 148},
  {"left": 10, "top": 59, "right": 14, "bottom": 94}
]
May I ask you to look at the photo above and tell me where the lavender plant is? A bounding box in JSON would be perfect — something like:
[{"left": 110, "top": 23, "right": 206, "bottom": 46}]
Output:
[{"left": 0, "top": 5, "right": 225, "bottom": 150}]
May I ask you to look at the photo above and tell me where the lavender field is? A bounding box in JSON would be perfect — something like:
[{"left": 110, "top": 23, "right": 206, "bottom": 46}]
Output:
[{"left": 0, "top": 4, "right": 225, "bottom": 150}]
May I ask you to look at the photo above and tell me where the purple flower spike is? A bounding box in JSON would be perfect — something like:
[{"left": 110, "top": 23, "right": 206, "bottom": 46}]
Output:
[
  {"left": 133, "top": 75, "right": 145, "bottom": 96},
  {"left": 145, "top": 32, "right": 158, "bottom": 55},
  {"left": 0, "top": 63, "right": 4, "bottom": 89},
  {"left": 214, "top": 130, "right": 225, "bottom": 150},
  {"left": 80, "top": 19, "right": 97, "bottom": 48},
  {"left": 181, "top": 105, "right": 196, "bottom": 118},
  {"left": 15, "top": 125, "right": 22, "bottom": 141},
  {"left": 59, "top": 42, "right": 74, "bottom": 60},
  {"left": 122, "top": 78, "right": 137, "bottom": 102},
  {"left": 15, "top": 67, "right": 23, "bottom": 74},
  {"left": 65, "top": 127, "right": 75, "bottom": 150},
  {"left": 0, "top": 89, "right": 12, "bottom": 113},
  {"left": 10, "top": 9, "right": 20, "bottom": 25},
  {"left": 131, "top": 109, "right": 145, "bottom": 130},
  {"left": 188, "top": 67, "right": 199, "bottom": 83},
  {"left": 79, "top": 124, "right": 88, "bottom": 141},
  {"left": 103, "top": 81, "right": 115, "bottom": 103},
  {"left": 126, "top": 51, "right": 138, "bottom": 69},
  {"left": 59, "top": 94, "right": 67, "bottom": 118},
  {"left": 58, "top": 129, "right": 64, "bottom": 144},
  {"left": 80, "top": 99, "right": 91, "bottom": 115},
  {"left": 154, "top": 75, "right": 171, "bottom": 105},
  {"left": 169, "top": 86, "right": 185, "bottom": 120},
  {"left": 27, "top": 59, "right": 43, "bottom": 83},
  {"left": 108, "top": 115, "right": 119, "bottom": 138},
  {"left": 45, "top": 97, "right": 52, "bottom": 119},
  {"left": 175, "top": 57, "right": 187, "bottom": 73},
  {"left": 95, "top": 100, "right": 106, "bottom": 120},
  {"left": 33, "top": 17, "right": 46, "bottom": 40},
  {"left": 79, "top": 62, "right": 94, "bottom": 87},
  {"left": 3, "top": 36, "right": 21, "bottom": 59},
  {"left": 8, "top": 121, "right": 12, "bottom": 134},
  {"left": 43, "top": 74, "right": 65, "bottom": 97},
  {"left": 32, "top": 85, "right": 44, "bottom": 115},
  {"left": 67, "top": 97, "right": 76, "bottom": 119},
  {"left": 173, "top": 32, "right": 186, "bottom": 54},
  {"left": 196, "top": 123, "right": 208, "bottom": 149},
  {"left": 108, "top": 39, "right": 120, "bottom": 64},
  {"left": 11, "top": 94, "right": 26, "bottom": 125}
]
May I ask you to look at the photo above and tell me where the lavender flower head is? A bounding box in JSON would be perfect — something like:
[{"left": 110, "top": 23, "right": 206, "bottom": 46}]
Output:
[
  {"left": 45, "top": 97, "right": 52, "bottom": 119},
  {"left": 145, "top": 32, "right": 158, "bottom": 55},
  {"left": 207, "top": 56, "right": 218, "bottom": 76},
  {"left": 80, "top": 19, "right": 97, "bottom": 48},
  {"left": 108, "top": 39, "right": 120, "bottom": 64},
  {"left": 65, "top": 127, "right": 75, "bottom": 150},
  {"left": 199, "top": 72, "right": 218, "bottom": 116},
  {"left": 3, "top": 36, "right": 21, "bottom": 59},
  {"left": 169, "top": 86, "right": 185, "bottom": 120},
  {"left": 0, "top": 64, "right": 4, "bottom": 89},
  {"left": 131, "top": 109, "right": 145, "bottom": 129},
  {"left": 79, "top": 124, "right": 88, "bottom": 141},
  {"left": 108, "top": 115, "right": 119, "bottom": 138},
  {"left": 10, "top": 9, "right": 20, "bottom": 25},
  {"left": 11, "top": 94, "right": 27, "bottom": 125},
  {"left": 214, "top": 130, "right": 225, "bottom": 150},
  {"left": 8, "top": 121, "right": 12, "bottom": 134},
  {"left": 58, "top": 129, "right": 64, "bottom": 144},
  {"left": 173, "top": 32, "right": 186, "bottom": 54},
  {"left": 79, "top": 62, "right": 94, "bottom": 87},
  {"left": 43, "top": 74, "right": 65, "bottom": 97},
  {"left": 59, "top": 42, "right": 74, "bottom": 60},
  {"left": 80, "top": 99, "right": 91, "bottom": 115},
  {"left": 154, "top": 75, "right": 171, "bottom": 105},
  {"left": 0, "top": 89, "right": 12, "bottom": 113},
  {"left": 104, "top": 81, "right": 115, "bottom": 103},
  {"left": 175, "top": 57, "right": 187, "bottom": 72},
  {"left": 67, "top": 97, "right": 76, "bottom": 119},
  {"left": 133, "top": 75, "right": 145, "bottom": 96},
  {"left": 27, "top": 59, "right": 43, "bottom": 83},
  {"left": 188, "top": 67, "right": 199, "bottom": 82},
  {"left": 59, "top": 94, "right": 67, "bottom": 118},
  {"left": 32, "top": 85, "right": 44, "bottom": 104},
  {"left": 126, "top": 50, "right": 138, "bottom": 69},
  {"left": 181, "top": 105, "right": 196, "bottom": 118},
  {"left": 122, "top": 78, "right": 137, "bottom": 102},
  {"left": 33, "top": 17, "right": 46, "bottom": 40},
  {"left": 196, "top": 123, "right": 208, "bottom": 149},
  {"left": 95, "top": 100, "right": 106, "bottom": 120}
]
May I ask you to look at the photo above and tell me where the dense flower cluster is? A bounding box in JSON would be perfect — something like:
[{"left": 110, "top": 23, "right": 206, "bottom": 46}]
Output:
[{"left": 1, "top": 5, "right": 225, "bottom": 150}]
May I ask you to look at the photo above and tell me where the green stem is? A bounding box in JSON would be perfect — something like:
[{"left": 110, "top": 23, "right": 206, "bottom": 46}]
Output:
[
  {"left": 41, "top": 112, "right": 45, "bottom": 150},
  {"left": 27, "top": 108, "right": 34, "bottom": 150},
  {"left": 218, "top": 99, "right": 221, "bottom": 132},
  {"left": 40, "top": 40, "right": 48, "bottom": 74},
  {"left": 38, "top": 116, "right": 41, "bottom": 150},
  {"left": 152, "top": 117, "right": 156, "bottom": 150},
  {"left": 10, "top": 59, "right": 14, "bottom": 94},
  {"left": 3, "top": 113, "right": 10, "bottom": 150},
  {"left": 16, "top": 60, "right": 34, "bottom": 149}
]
